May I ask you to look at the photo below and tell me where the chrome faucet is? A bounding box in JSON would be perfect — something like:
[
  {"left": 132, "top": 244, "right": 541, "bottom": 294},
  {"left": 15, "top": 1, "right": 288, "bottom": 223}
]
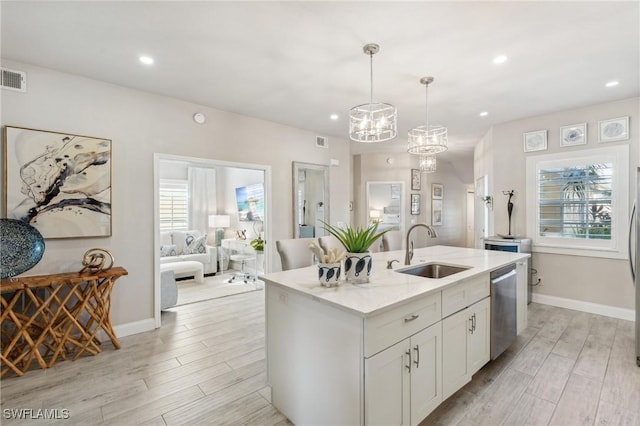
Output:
[{"left": 405, "top": 224, "right": 438, "bottom": 265}]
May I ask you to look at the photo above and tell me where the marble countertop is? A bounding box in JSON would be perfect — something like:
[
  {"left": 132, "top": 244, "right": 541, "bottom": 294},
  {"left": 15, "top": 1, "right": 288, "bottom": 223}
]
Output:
[{"left": 261, "top": 245, "right": 529, "bottom": 317}]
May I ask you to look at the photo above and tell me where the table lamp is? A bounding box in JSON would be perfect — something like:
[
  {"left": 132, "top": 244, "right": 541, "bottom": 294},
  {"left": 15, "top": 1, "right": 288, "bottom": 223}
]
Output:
[
  {"left": 369, "top": 210, "right": 381, "bottom": 223},
  {"left": 209, "top": 215, "right": 230, "bottom": 247}
]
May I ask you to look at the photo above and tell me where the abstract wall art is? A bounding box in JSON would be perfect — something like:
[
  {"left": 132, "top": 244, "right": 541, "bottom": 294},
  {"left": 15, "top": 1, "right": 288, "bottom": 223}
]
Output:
[{"left": 3, "top": 126, "right": 112, "bottom": 239}]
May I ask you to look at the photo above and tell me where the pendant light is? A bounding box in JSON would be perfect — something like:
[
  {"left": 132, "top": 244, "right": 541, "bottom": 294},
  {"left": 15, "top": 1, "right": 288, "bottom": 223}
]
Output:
[
  {"left": 420, "top": 155, "right": 437, "bottom": 173},
  {"left": 407, "top": 77, "right": 448, "bottom": 155},
  {"left": 349, "top": 43, "right": 397, "bottom": 143}
]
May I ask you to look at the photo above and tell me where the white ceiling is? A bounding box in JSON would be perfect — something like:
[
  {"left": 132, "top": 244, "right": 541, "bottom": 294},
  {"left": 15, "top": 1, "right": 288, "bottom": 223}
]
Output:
[{"left": 2, "top": 1, "right": 638, "bottom": 164}]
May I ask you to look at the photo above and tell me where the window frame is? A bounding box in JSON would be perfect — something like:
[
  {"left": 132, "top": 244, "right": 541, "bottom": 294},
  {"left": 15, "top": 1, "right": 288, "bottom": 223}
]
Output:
[{"left": 525, "top": 145, "right": 629, "bottom": 259}]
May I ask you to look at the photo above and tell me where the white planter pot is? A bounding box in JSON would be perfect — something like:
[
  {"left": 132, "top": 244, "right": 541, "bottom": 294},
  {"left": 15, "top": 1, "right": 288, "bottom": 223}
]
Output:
[
  {"left": 344, "top": 252, "right": 372, "bottom": 284},
  {"left": 318, "top": 262, "right": 341, "bottom": 287}
]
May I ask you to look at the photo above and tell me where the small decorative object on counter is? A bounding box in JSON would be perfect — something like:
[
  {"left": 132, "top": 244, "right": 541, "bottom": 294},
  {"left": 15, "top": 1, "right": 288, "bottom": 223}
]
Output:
[
  {"left": 321, "top": 221, "right": 390, "bottom": 284},
  {"left": 502, "top": 190, "right": 515, "bottom": 236},
  {"left": 80, "top": 248, "right": 114, "bottom": 273},
  {"left": 309, "top": 242, "right": 346, "bottom": 287},
  {"left": 318, "top": 262, "right": 341, "bottom": 287}
]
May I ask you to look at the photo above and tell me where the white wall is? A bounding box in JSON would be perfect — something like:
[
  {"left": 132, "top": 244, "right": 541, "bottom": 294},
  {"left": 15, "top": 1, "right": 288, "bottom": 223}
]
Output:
[
  {"left": 475, "top": 97, "right": 639, "bottom": 311},
  {"left": 354, "top": 152, "right": 471, "bottom": 248},
  {"left": 0, "top": 60, "right": 352, "bottom": 330}
]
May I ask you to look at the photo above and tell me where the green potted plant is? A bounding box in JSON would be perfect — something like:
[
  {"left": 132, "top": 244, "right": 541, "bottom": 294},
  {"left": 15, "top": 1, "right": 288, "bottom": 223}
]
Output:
[
  {"left": 249, "top": 236, "right": 264, "bottom": 252},
  {"left": 321, "top": 221, "right": 389, "bottom": 284}
]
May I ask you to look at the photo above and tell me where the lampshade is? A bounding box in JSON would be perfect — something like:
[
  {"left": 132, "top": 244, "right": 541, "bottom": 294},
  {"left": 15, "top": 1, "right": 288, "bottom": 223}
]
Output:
[
  {"left": 349, "top": 43, "right": 397, "bottom": 143},
  {"left": 420, "top": 155, "right": 437, "bottom": 173},
  {"left": 208, "top": 215, "right": 230, "bottom": 228},
  {"left": 407, "top": 77, "right": 448, "bottom": 155},
  {"left": 369, "top": 210, "right": 381, "bottom": 219}
]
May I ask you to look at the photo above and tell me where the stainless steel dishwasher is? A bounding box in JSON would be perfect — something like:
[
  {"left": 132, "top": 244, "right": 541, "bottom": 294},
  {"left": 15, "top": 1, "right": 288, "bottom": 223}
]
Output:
[{"left": 490, "top": 263, "right": 517, "bottom": 360}]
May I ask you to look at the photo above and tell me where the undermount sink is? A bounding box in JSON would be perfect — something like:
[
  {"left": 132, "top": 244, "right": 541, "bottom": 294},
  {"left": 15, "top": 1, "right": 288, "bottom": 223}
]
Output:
[{"left": 397, "top": 263, "right": 471, "bottom": 279}]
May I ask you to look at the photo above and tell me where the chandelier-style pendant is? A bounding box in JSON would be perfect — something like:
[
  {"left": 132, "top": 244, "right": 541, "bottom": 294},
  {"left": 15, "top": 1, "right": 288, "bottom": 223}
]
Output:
[
  {"left": 407, "top": 77, "right": 448, "bottom": 155},
  {"left": 419, "top": 155, "right": 437, "bottom": 173},
  {"left": 349, "top": 44, "right": 397, "bottom": 143}
]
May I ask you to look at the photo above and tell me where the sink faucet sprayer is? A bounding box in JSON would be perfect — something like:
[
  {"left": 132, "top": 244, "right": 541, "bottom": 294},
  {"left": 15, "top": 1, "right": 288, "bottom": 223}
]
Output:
[{"left": 405, "top": 224, "right": 438, "bottom": 265}]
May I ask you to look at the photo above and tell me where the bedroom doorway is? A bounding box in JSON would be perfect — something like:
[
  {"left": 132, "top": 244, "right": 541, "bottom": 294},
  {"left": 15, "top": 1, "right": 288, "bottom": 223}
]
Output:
[{"left": 153, "top": 154, "right": 272, "bottom": 327}]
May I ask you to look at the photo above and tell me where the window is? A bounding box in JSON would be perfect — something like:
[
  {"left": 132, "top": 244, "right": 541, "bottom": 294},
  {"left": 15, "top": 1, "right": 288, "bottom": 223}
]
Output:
[
  {"left": 159, "top": 179, "right": 189, "bottom": 231},
  {"left": 526, "top": 145, "right": 629, "bottom": 259}
]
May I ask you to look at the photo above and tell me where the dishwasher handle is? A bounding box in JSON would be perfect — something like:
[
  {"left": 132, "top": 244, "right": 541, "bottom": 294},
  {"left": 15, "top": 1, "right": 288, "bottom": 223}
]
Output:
[{"left": 491, "top": 269, "right": 517, "bottom": 285}]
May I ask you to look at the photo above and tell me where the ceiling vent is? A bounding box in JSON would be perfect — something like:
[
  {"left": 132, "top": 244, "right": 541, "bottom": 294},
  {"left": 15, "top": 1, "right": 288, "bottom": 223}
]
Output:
[
  {"left": 1, "top": 67, "right": 27, "bottom": 92},
  {"left": 316, "top": 136, "right": 328, "bottom": 148}
]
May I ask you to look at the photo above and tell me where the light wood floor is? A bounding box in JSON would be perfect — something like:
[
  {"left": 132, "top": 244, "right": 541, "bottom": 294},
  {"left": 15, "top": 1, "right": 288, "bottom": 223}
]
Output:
[{"left": 1, "top": 291, "right": 638, "bottom": 425}]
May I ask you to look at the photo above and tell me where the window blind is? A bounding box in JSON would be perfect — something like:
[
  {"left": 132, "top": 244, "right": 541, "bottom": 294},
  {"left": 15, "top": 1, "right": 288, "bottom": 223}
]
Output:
[
  {"left": 159, "top": 180, "right": 189, "bottom": 231},
  {"left": 538, "top": 163, "right": 612, "bottom": 240}
]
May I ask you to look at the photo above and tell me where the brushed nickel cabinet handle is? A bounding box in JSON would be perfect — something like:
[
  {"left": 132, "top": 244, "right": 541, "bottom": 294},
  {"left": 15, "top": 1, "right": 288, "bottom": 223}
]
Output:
[{"left": 404, "top": 314, "right": 419, "bottom": 323}]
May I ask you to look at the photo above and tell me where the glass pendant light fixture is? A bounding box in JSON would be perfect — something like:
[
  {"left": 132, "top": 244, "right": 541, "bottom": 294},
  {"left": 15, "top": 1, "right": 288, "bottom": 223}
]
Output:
[
  {"left": 349, "top": 43, "right": 397, "bottom": 143},
  {"left": 407, "top": 76, "right": 448, "bottom": 155},
  {"left": 419, "top": 155, "right": 437, "bottom": 173}
]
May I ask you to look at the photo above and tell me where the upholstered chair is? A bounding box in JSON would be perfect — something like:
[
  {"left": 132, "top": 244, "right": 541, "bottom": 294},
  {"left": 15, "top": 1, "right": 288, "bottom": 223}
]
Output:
[
  {"left": 276, "top": 238, "right": 317, "bottom": 271},
  {"left": 318, "top": 235, "right": 344, "bottom": 254},
  {"left": 382, "top": 230, "right": 404, "bottom": 251}
]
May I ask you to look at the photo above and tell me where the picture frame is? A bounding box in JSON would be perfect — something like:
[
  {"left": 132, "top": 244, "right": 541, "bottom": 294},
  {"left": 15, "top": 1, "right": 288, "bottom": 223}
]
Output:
[
  {"left": 560, "top": 123, "right": 587, "bottom": 147},
  {"left": 410, "top": 193, "right": 420, "bottom": 215},
  {"left": 411, "top": 169, "right": 421, "bottom": 190},
  {"left": 431, "top": 183, "right": 443, "bottom": 199},
  {"left": 3, "top": 126, "right": 112, "bottom": 239},
  {"left": 523, "top": 130, "right": 547, "bottom": 152},
  {"left": 431, "top": 199, "right": 443, "bottom": 226},
  {"left": 598, "top": 116, "right": 629, "bottom": 143}
]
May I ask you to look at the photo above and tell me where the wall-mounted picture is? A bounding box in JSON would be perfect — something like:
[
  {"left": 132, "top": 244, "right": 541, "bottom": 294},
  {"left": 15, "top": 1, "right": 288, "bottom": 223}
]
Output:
[
  {"left": 235, "top": 183, "right": 264, "bottom": 221},
  {"left": 410, "top": 193, "right": 420, "bottom": 215},
  {"left": 598, "top": 116, "right": 629, "bottom": 142},
  {"left": 432, "top": 183, "right": 443, "bottom": 199},
  {"left": 523, "top": 130, "right": 547, "bottom": 152},
  {"left": 560, "top": 123, "right": 587, "bottom": 147},
  {"left": 3, "top": 126, "right": 112, "bottom": 239},
  {"left": 411, "top": 169, "right": 421, "bottom": 190},
  {"left": 431, "top": 199, "right": 443, "bottom": 226}
]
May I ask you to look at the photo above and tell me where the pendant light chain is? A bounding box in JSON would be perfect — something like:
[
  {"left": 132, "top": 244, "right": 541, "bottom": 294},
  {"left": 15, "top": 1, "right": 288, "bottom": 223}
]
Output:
[
  {"left": 369, "top": 51, "right": 374, "bottom": 106},
  {"left": 425, "top": 82, "right": 429, "bottom": 127}
]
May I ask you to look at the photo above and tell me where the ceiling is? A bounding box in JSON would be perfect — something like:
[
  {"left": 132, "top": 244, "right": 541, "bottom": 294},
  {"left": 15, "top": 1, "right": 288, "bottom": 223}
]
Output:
[{"left": 1, "top": 1, "right": 638, "bottom": 165}]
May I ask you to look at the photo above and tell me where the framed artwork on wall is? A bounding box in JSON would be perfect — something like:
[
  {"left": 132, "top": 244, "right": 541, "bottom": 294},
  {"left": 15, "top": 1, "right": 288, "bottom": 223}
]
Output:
[
  {"left": 410, "top": 193, "right": 420, "bottom": 215},
  {"left": 411, "top": 169, "right": 421, "bottom": 190},
  {"left": 431, "top": 199, "right": 443, "bottom": 226},
  {"left": 523, "top": 130, "right": 547, "bottom": 152},
  {"left": 3, "top": 126, "right": 112, "bottom": 239},
  {"left": 560, "top": 123, "right": 587, "bottom": 147},
  {"left": 431, "top": 183, "right": 443, "bottom": 199},
  {"left": 598, "top": 116, "right": 629, "bottom": 142}
]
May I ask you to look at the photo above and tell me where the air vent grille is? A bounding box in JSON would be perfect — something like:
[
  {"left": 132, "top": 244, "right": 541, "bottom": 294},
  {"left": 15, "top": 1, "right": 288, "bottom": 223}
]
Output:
[
  {"left": 1, "top": 68, "right": 27, "bottom": 92},
  {"left": 316, "top": 136, "right": 328, "bottom": 148}
]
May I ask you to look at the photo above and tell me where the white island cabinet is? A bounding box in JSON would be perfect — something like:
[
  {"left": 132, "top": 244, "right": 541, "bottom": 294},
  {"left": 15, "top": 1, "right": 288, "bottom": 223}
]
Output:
[{"left": 263, "top": 245, "right": 529, "bottom": 426}]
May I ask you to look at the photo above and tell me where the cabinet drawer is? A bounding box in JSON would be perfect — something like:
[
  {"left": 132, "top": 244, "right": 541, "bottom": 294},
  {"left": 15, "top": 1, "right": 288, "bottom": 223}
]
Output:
[
  {"left": 364, "top": 292, "right": 441, "bottom": 358},
  {"left": 442, "top": 273, "right": 489, "bottom": 318}
]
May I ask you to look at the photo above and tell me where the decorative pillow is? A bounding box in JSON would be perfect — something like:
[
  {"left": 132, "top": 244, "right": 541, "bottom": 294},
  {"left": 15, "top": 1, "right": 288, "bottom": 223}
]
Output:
[
  {"left": 160, "top": 244, "right": 178, "bottom": 257},
  {"left": 184, "top": 234, "right": 207, "bottom": 254}
]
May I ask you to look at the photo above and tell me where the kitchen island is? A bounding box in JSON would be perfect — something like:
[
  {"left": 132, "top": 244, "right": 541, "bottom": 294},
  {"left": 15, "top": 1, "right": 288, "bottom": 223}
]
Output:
[{"left": 263, "top": 245, "right": 529, "bottom": 426}]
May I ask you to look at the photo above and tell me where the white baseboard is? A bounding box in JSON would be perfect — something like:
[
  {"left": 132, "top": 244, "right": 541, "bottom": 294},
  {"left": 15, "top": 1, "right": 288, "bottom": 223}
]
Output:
[
  {"left": 532, "top": 293, "right": 635, "bottom": 321},
  {"left": 97, "top": 318, "right": 156, "bottom": 341}
]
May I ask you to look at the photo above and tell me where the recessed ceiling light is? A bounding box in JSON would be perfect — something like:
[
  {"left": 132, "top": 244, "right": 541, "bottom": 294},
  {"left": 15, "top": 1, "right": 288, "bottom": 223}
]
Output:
[
  {"left": 330, "top": 113, "right": 339, "bottom": 121},
  {"left": 139, "top": 56, "right": 154, "bottom": 65},
  {"left": 493, "top": 55, "right": 508, "bottom": 64},
  {"left": 479, "top": 111, "right": 489, "bottom": 117},
  {"left": 605, "top": 81, "right": 619, "bottom": 87}
]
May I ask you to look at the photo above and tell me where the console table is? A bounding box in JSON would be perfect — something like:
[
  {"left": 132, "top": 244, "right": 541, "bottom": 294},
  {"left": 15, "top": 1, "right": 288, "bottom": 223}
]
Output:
[{"left": 0, "top": 267, "right": 128, "bottom": 377}]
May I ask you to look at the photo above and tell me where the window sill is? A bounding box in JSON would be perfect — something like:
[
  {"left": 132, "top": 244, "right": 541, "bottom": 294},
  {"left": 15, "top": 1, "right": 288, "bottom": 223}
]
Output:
[{"left": 532, "top": 243, "right": 626, "bottom": 260}]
